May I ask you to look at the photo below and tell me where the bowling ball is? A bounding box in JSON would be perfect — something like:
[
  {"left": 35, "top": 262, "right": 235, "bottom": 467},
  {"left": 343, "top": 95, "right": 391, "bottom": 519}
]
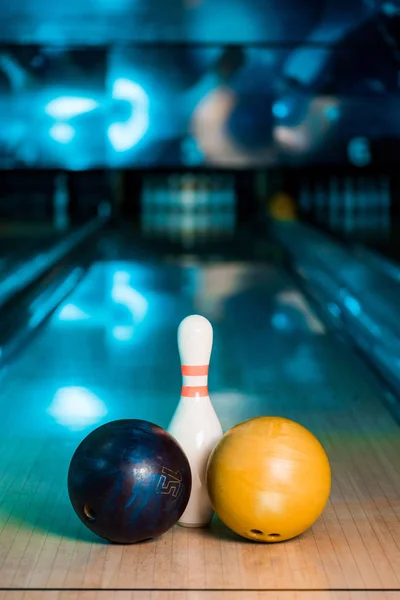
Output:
[
  {"left": 268, "top": 192, "right": 297, "bottom": 221},
  {"left": 68, "top": 419, "right": 192, "bottom": 544},
  {"left": 206, "top": 416, "right": 331, "bottom": 543},
  {"left": 226, "top": 94, "right": 274, "bottom": 150}
]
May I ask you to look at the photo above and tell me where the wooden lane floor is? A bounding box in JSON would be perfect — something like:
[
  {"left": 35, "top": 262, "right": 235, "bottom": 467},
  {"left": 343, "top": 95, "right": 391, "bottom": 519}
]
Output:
[
  {"left": 1, "top": 592, "right": 400, "bottom": 600},
  {"left": 0, "top": 258, "right": 400, "bottom": 600}
]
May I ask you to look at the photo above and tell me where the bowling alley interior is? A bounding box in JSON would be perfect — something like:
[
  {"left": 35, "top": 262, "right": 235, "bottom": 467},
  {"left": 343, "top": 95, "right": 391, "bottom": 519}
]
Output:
[{"left": 2, "top": 3, "right": 400, "bottom": 600}]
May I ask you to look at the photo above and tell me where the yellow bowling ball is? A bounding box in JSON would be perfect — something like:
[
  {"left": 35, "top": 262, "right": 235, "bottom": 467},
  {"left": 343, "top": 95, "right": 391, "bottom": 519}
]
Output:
[
  {"left": 268, "top": 192, "right": 296, "bottom": 221},
  {"left": 207, "top": 416, "right": 331, "bottom": 542}
]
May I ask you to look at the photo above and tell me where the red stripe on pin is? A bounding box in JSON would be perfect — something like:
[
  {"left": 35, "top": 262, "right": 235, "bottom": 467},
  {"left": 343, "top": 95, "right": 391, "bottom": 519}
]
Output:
[
  {"left": 181, "top": 365, "right": 209, "bottom": 376},
  {"left": 181, "top": 386, "right": 209, "bottom": 398}
]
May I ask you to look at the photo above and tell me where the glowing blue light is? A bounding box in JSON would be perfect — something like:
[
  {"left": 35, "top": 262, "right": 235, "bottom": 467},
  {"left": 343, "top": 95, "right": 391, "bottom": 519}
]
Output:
[
  {"left": 272, "top": 101, "right": 290, "bottom": 120},
  {"left": 113, "top": 270, "right": 130, "bottom": 285},
  {"left": 57, "top": 303, "right": 91, "bottom": 321},
  {"left": 344, "top": 295, "right": 361, "bottom": 316},
  {"left": 49, "top": 123, "right": 75, "bottom": 144},
  {"left": 182, "top": 136, "right": 204, "bottom": 165},
  {"left": 325, "top": 106, "right": 340, "bottom": 121},
  {"left": 108, "top": 79, "right": 149, "bottom": 152},
  {"left": 47, "top": 387, "right": 108, "bottom": 430},
  {"left": 45, "top": 96, "right": 99, "bottom": 119},
  {"left": 382, "top": 2, "right": 400, "bottom": 16},
  {"left": 111, "top": 270, "right": 148, "bottom": 322},
  {"left": 284, "top": 49, "right": 330, "bottom": 85},
  {"left": 347, "top": 137, "right": 371, "bottom": 167},
  {"left": 112, "top": 325, "right": 135, "bottom": 341},
  {"left": 271, "top": 312, "right": 291, "bottom": 330}
]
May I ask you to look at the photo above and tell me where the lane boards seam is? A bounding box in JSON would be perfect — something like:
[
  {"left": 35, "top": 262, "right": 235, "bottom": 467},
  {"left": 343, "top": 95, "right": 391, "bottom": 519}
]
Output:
[{"left": 0, "top": 588, "right": 398, "bottom": 592}]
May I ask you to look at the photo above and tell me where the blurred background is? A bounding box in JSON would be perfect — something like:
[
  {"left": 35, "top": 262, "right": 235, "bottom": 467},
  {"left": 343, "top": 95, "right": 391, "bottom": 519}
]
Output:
[
  {"left": 1, "top": 0, "right": 399, "bottom": 247},
  {"left": 1, "top": 0, "right": 400, "bottom": 405}
]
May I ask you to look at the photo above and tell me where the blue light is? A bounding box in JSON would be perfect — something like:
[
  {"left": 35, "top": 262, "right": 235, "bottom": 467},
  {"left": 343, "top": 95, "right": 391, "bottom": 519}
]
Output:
[
  {"left": 45, "top": 96, "right": 99, "bottom": 119},
  {"left": 49, "top": 123, "right": 75, "bottom": 144},
  {"left": 112, "top": 325, "right": 135, "bottom": 341},
  {"left": 271, "top": 312, "right": 291, "bottom": 330},
  {"left": 347, "top": 137, "right": 371, "bottom": 167},
  {"left": 48, "top": 387, "right": 108, "bottom": 430},
  {"left": 108, "top": 79, "right": 149, "bottom": 152},
  {"left": 272, "top": 101, "right": 290, "bottom": 120},
  {"left": 325, "top": 105, "right": 340, "bottom": 121},
  {"left": 182, "top": 136, "right": 204, "bottom": 165},
  {"left": 382, "top": 1, "right": 400, "bottom": 16},
  {"left": 111, "top": 270, "right": 148, "bottom": 322},
  {"left": 57, "top": 303, "right": 91, "bottom": 321},
  {"left": 284, "top": 49, "right": 330, "bottom": 85},
  {"left": 344, "top": 295, "right": 361, "bottom": 316}
]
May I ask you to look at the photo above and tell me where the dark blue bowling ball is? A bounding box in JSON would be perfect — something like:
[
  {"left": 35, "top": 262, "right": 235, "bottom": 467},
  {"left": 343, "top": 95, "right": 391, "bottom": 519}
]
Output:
[{"left": 67, "top": 419, "right": 192, "bottom": 543}]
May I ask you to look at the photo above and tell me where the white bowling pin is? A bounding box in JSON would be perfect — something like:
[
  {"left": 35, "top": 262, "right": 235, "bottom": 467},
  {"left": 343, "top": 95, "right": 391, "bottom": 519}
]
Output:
[
  {"left": 53, "top": 173, "right": 70, "bottom": 231},
  {"left": 315, "top": 182, "right": 325, "bottom": 224},
  {"left": 329, "top": 177, "right": 340, "bottom": 231},
  {"left": 168, "top": 314, "right": 223, "bottom": 527}
]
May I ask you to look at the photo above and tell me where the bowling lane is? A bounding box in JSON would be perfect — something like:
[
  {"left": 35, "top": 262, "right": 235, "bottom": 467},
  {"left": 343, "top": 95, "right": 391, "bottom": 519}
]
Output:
[
  {"left": 0, "top": 252, "right": 400, "bottom": 597},
  {"left": 0, "top": 227, "right": 70, "bottom": 277}
]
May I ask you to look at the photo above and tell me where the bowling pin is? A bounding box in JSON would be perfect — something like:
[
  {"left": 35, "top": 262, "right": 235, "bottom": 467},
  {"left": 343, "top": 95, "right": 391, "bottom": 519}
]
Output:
[
  {"left": 168, "top": 174, "right": 181, "bottom": 242},
  {"left": 222, "top": 174, "right": 235, "bottom": 237},
  {"left": 141, "top": 176, "right": 153, "bottom": 236},
  {"left": 168, "top": 314, "right": 223, "bottom": 527},
  {"left": 196, "top": 175, "right": 208, "bottom": 239},
  {"left": 314, "top": 182, "right": 326, "bottom": 224},
  {"left": 379, "top": 175, "right": 391, "bottom": 238},
  {"left": 53, "top": 173, "right": 70, "bottom": 231},
  {"left": 343, "top": 177, "right": 355, "bottom": 234},
  {"left": 154, "top": 175, "right": 166, "bottom": 237},
  {"left": 180, "top": 174, "right": 197, "bottom": 248},
  {"left": 358, "top": 177, "right": 371, "bottom": 236}
]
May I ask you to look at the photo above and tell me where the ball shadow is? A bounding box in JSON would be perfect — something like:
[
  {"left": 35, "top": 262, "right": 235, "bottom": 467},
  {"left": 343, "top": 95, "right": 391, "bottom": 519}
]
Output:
[
  {"left": 0, "top": 462, "right": 103, "bottom": 544},
  {"left": 1, "top": 454, "right": 182, "bottom": 546},
  {"left": 205, "top": 516, "right": 302, "bottom": 545},
  {"left": 206, "top": 516, "right": 250, "bottom": 543}
]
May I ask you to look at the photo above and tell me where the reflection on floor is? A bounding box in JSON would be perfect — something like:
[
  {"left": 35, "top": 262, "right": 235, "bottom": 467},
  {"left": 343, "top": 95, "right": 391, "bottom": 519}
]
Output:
[{"left": 0, "top": 254, "right": 399, "bottom": 597}]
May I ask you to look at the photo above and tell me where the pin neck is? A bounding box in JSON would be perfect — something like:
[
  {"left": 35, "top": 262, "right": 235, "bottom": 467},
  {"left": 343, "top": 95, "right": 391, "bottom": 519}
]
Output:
[
  {"left": 181, "top": 365, "right": 208, "bottom": 376},
  {"left": 180, "top": 364, "right": 209, "bottom": 399}
]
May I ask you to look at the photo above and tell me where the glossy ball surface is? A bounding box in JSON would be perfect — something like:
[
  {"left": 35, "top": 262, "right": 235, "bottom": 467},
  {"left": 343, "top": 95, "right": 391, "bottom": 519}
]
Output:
[
  {"left": 207, "top": 416, "right": 331, "bottom": 542},
  {"left": 68, "top": 419, "right": 192, "bottom": 543}
]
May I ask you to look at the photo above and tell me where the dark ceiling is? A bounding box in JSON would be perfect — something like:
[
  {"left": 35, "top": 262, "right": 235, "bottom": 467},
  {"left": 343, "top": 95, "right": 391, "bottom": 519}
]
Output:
[
  {"left": 0, "top": 0, "right": 399, "bottom": 169},
  {"left": 0, "top": 0, "right": 388, "bottom": 45}
]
